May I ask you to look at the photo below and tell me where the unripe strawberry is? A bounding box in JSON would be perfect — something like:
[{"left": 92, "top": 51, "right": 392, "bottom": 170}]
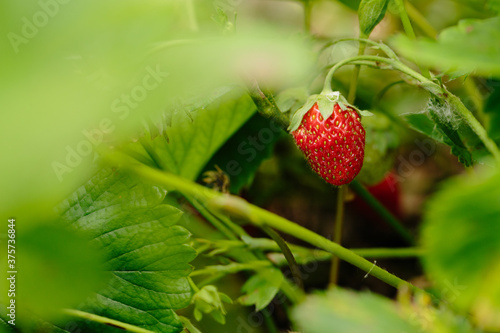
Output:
[{"left": 291, "top": 102, "right": 366, "bottom": 186}]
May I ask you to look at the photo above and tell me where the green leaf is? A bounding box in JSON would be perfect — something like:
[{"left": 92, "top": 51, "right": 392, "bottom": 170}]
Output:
[
  {"left": 422, "top": 169, "right": 500, "bottom": 330},
  {"left": 149, "top": 87, "right": 256, "bottom": 181},
  {"left": 58, "top": 168, "right": 196, "bottom": 333},
  {"left": 238, "top": 268, "right": 283, "bottom": 311},
  {"left": 358, "top": 0, "right": 390, "bottom": 37},
  {"left": 292, "top": 289, "right": 420, "bottom": 333},
  {"left": 199, "top": 113, "right": 284, "bottom": 193},
  {"left": 292, "top": 288, "right": 478, "bottom": 333},
  {"left": 392, "top": 17, "right": 500, "bottom": 78},
  {"left": 10, "top": 225, "right": 106, "bottom": 320}
]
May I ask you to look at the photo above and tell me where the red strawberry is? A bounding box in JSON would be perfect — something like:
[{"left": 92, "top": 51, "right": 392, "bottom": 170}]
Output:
[{"left": 292, "top": 102, "right": 366, "bottom": 186}]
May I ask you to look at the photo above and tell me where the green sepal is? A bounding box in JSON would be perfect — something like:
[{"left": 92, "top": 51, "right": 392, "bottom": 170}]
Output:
[
  {"left": 359, "top": 110, "right": 374, "bottom": 117},
  {"left": 317, "top": 95, "right": 336, "bottom": 120},
  {"left": 289, "top": 91, "right": 370, "bottom": 132},
  {"left": 288, "top": 94, "right": 319, "bottom": 131}
]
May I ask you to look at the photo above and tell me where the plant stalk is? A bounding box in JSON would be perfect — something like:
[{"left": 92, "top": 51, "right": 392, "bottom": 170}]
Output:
[
  {"left": 262, "top": 225, "right": 304, "bottom": 290},
  {"left": 347, "top": 43, "right": 366, "bottom": 104},
  {"left": 329, "top": 185, "right": 345, "bottom": 286},
  {"left": 63, "top": 309, "right": 155, "bottom": 333},
  {"left": 393, "top": 0, "right": 431, "bottom": 78}
]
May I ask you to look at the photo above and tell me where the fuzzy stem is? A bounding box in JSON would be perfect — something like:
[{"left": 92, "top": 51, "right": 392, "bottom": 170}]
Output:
[
  {"left": 350, "top": 181, "right": 414, "bottom": 245},
  {"left": 447, "top": 94, "right": 500, "bottom": 162},
  {"left": 329, "top": 186, "right": 345, "bottom": 286},
  {"left": 63, "top": 309, "right": 155, "bottom": 333},
  {"left": 247, "top": 79, "right": 289, "bottom": 129}
]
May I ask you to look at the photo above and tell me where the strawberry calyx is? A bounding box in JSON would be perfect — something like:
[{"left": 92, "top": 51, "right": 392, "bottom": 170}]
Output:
[{"left": 288, "top": 91, "right": 371, "bottom": 132}]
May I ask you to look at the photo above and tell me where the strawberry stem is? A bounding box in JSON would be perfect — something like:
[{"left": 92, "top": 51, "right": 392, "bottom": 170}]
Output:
[
  {"left": 347, "top": 43, "right": 366, "bottom": 104},
  {"left": 329, "top": 185, "right": 345, "bottom": 287}
]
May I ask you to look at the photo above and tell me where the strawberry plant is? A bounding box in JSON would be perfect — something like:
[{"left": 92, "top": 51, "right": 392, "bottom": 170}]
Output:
[{"left": 2, "top": 0, "right": 500, "bottom": 332}]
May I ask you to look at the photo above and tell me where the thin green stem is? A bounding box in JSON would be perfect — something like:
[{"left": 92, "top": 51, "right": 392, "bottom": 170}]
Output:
[
  {"left": 186, "top": 0, "right": 199, "bottom": 32},
  {"left": 186, "top": 195, "right": 238, "bottom": 240},
  {"left": 329, "top": 186, "right": 345, "bottom": 287},
  {"left": 347, "top": 43, "right": 366, "bottom": 104},
  {"left": 320, "top": 38, "right": 399, "bottom": 60},
  {"left": 262, "top": 309, "right": 279, "bottom": 333},
  {"left": 353, "top": 247, "right": 424, "bottom": 258},
  {"left": 394, "top": 0, "right": 416, "bottom": 39},
  {"left": 262, "top": 225, "right": 304, "bottom": 290},
  {"left": 190, "top": 261, "right": 271, "bottom": 276},
  {"left": 188, "top": 276, "right": 200, "bottom": 292},
  {"left": 393, "top": 0, "right": 431, "bottom": 78},
  {"left": 210, "top": 196, "right": 421, "bottom": 292},
  {"left": 373, "top": 80, "right": 406, "bottom": 106},
  {"left": 350, "top": 180, "right": 414, "bottom": 245},
  {"left": 405, "top": 1, "right": 437, "bottom": 38},
  {"left": 63, "top": 309, "right": 155, "bottom": 333},
  {"left": 322, "top": 55, "right": 436, "bottom": 95},
  {"left": 303, "top": 0, "right": 312, "bottom": 34},
  {"left": 270, "top": 247, "right": 424, "bottom": 267}
]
